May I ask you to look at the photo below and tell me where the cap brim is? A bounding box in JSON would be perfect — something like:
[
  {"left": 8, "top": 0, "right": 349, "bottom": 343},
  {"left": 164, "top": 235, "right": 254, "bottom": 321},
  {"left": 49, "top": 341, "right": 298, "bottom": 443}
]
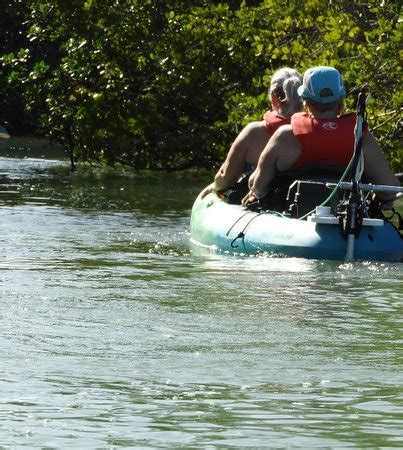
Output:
[
  {"left": 298, "top": 87, "right": 346, "bottom": 103},
  {"left": 297, "top": 85, "right": 306, "bottom": 97}
]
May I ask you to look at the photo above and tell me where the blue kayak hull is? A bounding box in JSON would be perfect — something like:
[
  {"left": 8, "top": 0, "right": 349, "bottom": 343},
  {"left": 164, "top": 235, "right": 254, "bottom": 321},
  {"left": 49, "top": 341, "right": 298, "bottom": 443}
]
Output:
[{"left": 190, "top": 192, "right": 403, "bottom": 262}]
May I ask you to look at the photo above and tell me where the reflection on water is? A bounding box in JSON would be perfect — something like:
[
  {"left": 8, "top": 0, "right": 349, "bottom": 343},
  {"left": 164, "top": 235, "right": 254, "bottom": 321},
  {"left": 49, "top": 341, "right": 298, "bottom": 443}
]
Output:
[{"left": 0, "top": 156, "right": 402, "bottom": 447}]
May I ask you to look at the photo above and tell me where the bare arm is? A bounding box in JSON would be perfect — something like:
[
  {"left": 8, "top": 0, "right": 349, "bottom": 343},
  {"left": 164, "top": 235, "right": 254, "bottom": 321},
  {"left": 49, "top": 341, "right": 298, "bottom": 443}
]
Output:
[
  {"left": 213, "top": 152, "right": 246, "bottom": 193},
  {"left": 247, "top": 125, "right": 301, "bottom": 199},
  {"left": 213, "top": 120, "right": 275, "bottom": 193},
  {"left": 363, "top": 132, "right": 400, "bottom": 186},
  {"left": 212, "top": 122, "right": 258, "bottom": 192},
  {"left": 200, "top": 130, "right": 250, "bottom": 199},
  {"left": 200, "top": 127, "right": 251, "bottom": 199},
  {"left": 200, "top": 121, "right": 270, "bottom": 199},
  {"left": 363, "top": 131, "right": 400, "bottom": 202}
]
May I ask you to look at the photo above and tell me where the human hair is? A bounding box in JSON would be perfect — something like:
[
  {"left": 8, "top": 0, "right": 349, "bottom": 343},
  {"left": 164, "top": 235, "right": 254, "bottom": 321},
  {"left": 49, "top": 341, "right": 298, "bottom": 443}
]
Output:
[
  {"left": 269, "top": 67, "right": 303, "bottom": 117},
  {"left": 305, "top": 91, "right": 344, "bottom": 113}
]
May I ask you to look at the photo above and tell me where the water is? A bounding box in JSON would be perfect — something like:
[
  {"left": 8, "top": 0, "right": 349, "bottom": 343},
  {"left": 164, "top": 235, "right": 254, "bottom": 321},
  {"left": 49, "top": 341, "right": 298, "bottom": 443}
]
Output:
[{"left": 0, "top": 155, "right": 402, "bottom": 448}]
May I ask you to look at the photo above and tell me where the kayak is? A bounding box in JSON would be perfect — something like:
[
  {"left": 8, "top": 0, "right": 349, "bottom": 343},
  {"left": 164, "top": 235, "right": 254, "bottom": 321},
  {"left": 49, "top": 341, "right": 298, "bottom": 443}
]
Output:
[
  {"left": 190, "top": 190, "right": 403, "bottom": 262},
  {"left": 191, "top": 88, "right": 403, "bottom": 263}
]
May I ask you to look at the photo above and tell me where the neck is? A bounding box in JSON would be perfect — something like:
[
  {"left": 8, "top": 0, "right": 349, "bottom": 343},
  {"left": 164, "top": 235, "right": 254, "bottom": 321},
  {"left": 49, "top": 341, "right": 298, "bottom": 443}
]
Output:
[
  {"left": 309, "top": 110, "right": 340, "bottom": 119},
  {"left": 274, "top": 107, "right": 290, "bottom": 119}
]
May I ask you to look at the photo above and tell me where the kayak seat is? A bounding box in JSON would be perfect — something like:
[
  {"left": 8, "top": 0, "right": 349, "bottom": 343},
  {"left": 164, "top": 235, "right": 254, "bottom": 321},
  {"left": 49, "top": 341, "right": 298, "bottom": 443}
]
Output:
[
  {"left": 222, "top": 173, "right": 250, "bottom": 205},
  {"left": 222, "top": 163, "right": 362, "bottom": 218},
  {"left": 263, "top": 164, "right": 347, "bottom": 217}
]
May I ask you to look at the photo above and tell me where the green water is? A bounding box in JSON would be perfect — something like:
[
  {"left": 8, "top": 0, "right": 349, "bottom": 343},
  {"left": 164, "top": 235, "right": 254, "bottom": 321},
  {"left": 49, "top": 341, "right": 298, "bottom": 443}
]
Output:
[{"left": 0, "top": 156, "right": 402, "bottom": 448}]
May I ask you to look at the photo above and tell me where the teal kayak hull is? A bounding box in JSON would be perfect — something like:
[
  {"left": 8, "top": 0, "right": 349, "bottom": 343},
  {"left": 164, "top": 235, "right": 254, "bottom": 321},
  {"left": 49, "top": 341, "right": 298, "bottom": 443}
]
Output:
[{"left": 190, "top": 192, "right": 403, "bottom": 262}]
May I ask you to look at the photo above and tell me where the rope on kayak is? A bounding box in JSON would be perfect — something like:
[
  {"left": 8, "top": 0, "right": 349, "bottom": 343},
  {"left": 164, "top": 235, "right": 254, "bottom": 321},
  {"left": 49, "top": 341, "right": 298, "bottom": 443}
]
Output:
[
  {"left": 297, "top": 155, "right": 354, "bottom": 221},
  {"left": 229, "top": 210, "right": 290, "bottom": 250},
  {"left": 226, "top": 198, "right": 290, "bottom": 250},
  {"left": 229, "top": 211, "right": 267, "bottom": 249},
  {"left": 382, "top": 208, "right": 403, "bottom": 234},
  {"left": 226, "top": 210, "right": 251, "bottom": 237}
]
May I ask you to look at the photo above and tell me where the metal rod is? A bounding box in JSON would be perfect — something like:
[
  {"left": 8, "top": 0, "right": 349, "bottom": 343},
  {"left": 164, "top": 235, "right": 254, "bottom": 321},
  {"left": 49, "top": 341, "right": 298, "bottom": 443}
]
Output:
[
  {"left": 327, "top": 182, "right": 403, "bottom": 193},
  {"left": 343, "top": 86, "right": 369, "bottom": 263},
  {"left": 345, "top": 234, "right": 356, "bottom": 261}
]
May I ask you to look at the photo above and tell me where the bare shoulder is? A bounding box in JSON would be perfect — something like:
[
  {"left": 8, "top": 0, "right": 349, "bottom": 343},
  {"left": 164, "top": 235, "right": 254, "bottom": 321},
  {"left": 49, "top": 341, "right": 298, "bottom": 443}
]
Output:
[
  {"left": 268, "top": 125, "right": 301, "bottom": 171},
  {"left": 241, "top": 120, "right": 267, "bottom": 136},
  {"left": 270, "top": 124, "right": 295, "bottom": 144},
  {"left": 234, "top": 120, "right": 269, "bottom": 151}
]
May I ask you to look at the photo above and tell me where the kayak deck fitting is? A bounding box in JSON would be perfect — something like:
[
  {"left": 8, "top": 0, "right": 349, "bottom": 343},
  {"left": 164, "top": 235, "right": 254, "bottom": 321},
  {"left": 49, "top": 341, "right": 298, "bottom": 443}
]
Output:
[{"left": 190, "top": 190, "right": 402, "bottom": 262}]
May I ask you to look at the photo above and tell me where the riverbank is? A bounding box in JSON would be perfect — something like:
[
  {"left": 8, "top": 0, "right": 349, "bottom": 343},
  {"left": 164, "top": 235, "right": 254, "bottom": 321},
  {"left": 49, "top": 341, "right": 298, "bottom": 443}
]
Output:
[{"left": 0, "top": 136, "right": 65, "bottom": 159}]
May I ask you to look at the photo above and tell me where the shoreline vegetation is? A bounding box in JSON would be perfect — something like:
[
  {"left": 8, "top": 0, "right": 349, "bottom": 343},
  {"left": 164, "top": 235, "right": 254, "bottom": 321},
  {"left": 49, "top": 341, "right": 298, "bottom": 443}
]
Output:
[
  {"left": 0, "top": 136, "right": 65, "bottom": 158},
  {"left": 0, "top": 136, "right": 213, "bottom": 179},
  {"left": 0, "top": 1, "right": 401, "bottom": 173}
]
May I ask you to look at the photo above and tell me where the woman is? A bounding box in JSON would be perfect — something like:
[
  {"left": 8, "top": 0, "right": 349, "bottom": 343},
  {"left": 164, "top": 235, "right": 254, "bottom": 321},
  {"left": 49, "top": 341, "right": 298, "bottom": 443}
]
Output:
[{"left": 201, "top": 67, "right": 303, "bottom": 198}]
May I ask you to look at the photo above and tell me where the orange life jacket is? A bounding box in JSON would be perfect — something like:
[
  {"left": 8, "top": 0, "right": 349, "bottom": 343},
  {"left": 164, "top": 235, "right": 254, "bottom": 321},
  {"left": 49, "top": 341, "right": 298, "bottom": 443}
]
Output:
[
  {"left": 263, "top": 111, "right": 289, "bottom": 135},
  {"left": 290, "top": 112, "right": 359, "bottom": 169}
]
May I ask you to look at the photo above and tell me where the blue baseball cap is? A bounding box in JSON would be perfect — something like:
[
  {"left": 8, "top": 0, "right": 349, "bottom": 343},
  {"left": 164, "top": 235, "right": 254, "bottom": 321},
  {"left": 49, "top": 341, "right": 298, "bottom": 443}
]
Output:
[{"left": 297, "top": 66, "right": 346, "bottom": 103}]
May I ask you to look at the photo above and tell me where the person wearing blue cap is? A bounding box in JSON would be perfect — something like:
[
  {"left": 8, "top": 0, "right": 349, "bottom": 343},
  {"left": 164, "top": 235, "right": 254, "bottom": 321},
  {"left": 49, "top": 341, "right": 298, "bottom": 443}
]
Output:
[
  {"left": 243, "top": 66, "right": 400, "bottom": 205},
  {"left": 298, "top": 66, "right": 346, "bottom": 104},
  {"left": 0, "top": 125, "right": 10, "bottom": 139}
]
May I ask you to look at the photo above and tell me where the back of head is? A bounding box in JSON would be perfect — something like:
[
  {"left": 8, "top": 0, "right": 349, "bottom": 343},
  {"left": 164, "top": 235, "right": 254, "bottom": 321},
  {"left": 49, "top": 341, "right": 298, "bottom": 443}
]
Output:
[
  {"left": 298, "top": 66, "right": 346, "bottom": 114},
  {"left": 269, "top": 67, "right": 303, "bottom": 117}
]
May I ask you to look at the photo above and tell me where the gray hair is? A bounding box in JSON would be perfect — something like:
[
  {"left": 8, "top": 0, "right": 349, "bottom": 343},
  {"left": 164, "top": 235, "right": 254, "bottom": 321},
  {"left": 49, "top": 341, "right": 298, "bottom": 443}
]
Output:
[{"left": 269, "top": 67, "right": 303, "bottom": 117}]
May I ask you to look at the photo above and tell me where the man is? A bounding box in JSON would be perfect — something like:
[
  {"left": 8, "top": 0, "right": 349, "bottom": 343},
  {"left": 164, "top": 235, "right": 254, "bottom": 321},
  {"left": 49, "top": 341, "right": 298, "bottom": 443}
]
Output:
[{"left": 243, "top": 66, "right": 400, "bottom": 205}]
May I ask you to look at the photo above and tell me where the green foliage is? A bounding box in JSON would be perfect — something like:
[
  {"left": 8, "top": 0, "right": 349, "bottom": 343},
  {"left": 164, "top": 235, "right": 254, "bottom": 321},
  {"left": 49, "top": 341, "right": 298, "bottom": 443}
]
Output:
[
  {"left": 0, "top": 0, "right": 401, "bottom": 171},
  {"left": 0, "top": 1, "right": 31, "bottom": 132}
]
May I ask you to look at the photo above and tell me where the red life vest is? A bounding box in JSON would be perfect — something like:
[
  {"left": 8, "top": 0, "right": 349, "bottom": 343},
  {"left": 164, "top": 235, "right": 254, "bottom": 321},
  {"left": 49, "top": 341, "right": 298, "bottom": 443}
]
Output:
[
  {"left": 263, "top": 110, "right": 289, "bottom": 135},
  {"left": 290, "top": 112, "right": 358, "bottom": 169}
]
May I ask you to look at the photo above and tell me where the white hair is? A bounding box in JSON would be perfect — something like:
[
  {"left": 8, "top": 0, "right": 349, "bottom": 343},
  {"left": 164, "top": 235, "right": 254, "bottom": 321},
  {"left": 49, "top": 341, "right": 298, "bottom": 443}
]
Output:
[{"left": 269, "top": 67, "right": 303, "bottom": 117}]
